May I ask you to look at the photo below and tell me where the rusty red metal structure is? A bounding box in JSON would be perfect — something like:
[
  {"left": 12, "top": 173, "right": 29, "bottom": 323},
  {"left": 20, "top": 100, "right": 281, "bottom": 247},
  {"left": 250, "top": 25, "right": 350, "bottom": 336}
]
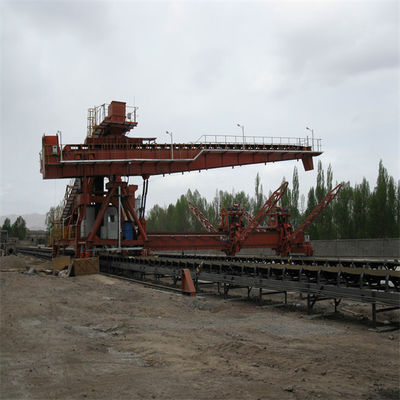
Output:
[
  {"left": 40, "top": 101, "right": 324, "bottom": 258},
  {"left": 187, "top": 182, "right": 342, "bottom": 256}
]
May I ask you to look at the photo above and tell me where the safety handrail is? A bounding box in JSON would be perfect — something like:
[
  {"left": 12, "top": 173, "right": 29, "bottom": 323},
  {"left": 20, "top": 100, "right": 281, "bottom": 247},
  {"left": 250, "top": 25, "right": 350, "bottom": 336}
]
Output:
[
  {"left": 52, "top": 138, "right": 321, "bottom": 156},
  {"left": 195, "top": 135, "right": 322, "bottom": 151},
  {"left": 87, "top": 104, "right": 138, "bottom": 137}
]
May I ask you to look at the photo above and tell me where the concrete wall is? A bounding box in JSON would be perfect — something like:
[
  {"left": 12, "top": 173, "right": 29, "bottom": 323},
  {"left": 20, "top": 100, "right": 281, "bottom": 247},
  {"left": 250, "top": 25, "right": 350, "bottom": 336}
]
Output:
[
  {"left": 238, "top": 238, "right": 400, "bottom": 258},
  {"left": 311, "top": 238, "right": 400, "bottom": 259}
]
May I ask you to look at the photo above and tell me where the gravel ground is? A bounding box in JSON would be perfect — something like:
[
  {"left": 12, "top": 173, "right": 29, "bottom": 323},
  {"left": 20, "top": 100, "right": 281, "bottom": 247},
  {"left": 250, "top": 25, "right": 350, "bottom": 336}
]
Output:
[{"left": 0, "top": 254, "right": 399, "bottom": 400}]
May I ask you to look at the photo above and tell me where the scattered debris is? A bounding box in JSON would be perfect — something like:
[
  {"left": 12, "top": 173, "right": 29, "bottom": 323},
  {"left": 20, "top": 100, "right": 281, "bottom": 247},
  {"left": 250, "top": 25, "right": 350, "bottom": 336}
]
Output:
[{"left": 22, "top": 267, "right": 36, "bottom": 275}]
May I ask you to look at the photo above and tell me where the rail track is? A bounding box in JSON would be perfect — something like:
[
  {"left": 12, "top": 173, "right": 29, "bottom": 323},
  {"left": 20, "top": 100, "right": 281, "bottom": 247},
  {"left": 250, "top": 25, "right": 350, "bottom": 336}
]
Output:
[
  {"left": 17, "top": 247, "right": 57, "bottom": 260},
  {"left": 16, "top": 246, "right": 400, "bottom": 326}
]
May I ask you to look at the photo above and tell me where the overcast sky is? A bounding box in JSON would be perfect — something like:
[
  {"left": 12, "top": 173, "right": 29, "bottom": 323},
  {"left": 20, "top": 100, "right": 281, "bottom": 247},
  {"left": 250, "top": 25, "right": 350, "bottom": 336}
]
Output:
[{"left": 1, "top": 0, "right": 399, "bottom": 217}]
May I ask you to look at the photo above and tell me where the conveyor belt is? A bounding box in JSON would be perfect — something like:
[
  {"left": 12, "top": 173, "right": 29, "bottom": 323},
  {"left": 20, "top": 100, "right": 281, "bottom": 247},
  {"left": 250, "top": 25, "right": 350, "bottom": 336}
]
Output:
[
  {"left": 100, "top": 254, "right": 400, "bottom": 307},
  {"left": 16, "top": 247, "right": 400, "bottom": 325},
  {"left": 155, "top": 252, "right": 399, "bottom": 270}
]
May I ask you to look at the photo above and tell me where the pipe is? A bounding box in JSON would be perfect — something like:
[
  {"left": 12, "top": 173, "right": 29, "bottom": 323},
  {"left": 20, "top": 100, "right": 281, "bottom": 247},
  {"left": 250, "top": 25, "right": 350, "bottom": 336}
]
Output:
[
  {"left": 118, "top": 185, "right": 121, "bottom": 250},
  {"left": 56, "top": 148, "right": 321, "bottom": 165}
]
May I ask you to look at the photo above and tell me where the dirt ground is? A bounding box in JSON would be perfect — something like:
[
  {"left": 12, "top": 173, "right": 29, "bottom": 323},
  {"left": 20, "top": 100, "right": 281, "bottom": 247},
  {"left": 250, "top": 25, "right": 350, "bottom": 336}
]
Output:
[{"left": 1, "top": 254, "right": 399, "bottom": 400}]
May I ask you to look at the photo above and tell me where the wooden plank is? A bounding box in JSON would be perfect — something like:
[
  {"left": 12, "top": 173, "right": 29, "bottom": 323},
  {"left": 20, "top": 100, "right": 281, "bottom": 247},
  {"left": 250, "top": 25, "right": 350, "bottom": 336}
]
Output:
[
  {"left": 52, "top": 256, "right": 71, "bottom": 275},
  {"left": 72, "top": 257, "right": 99, "bottom": 276}
]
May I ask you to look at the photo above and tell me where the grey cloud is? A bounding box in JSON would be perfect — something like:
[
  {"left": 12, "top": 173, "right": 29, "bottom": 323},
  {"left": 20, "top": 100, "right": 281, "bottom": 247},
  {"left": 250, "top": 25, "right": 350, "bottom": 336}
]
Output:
[
  {"left": 275, "top": 1, "right": 399, "bottom": 85},
  {"left": 4, "top": 0, "right": 114, "bottom": 42},
  {"left": 0, "top": 0, "right": 398, "bottom": 216}
]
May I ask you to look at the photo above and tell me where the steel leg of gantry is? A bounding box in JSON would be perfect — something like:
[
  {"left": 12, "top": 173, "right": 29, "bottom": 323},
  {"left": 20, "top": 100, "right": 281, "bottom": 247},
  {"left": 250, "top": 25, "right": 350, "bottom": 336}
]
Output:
[
  {"left": 247, "top": 287, "right": 252, "bottom": 298},
  {"left": 223, "top": 283, "right": 230, "bottom": 298},
  {"left": 307, "top": 295, "right": 342, "bottom": 315},
  {"left": 307, "top": 293, "right": 318, "bottom": 315},
  {"left": 334, "top": 298, "right": 342, "bottom": 313},
  {"left": 372, "top": 303, "right": 377, "bottom": 328}
]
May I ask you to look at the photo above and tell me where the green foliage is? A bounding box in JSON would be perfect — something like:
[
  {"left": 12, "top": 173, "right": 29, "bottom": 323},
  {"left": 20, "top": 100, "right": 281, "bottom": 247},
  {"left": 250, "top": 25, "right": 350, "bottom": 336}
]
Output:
[
  {"left": 2, "top": 216, "right": 27, "bottom": 240},
  {"left": 316, "top": 161, "right": 326, "bottom": 203},
  {"left": 45, "top": 205, "right": 62, "bottom": 234},
  {"left": 333, "top": 182, "right": 354, "bottom": 239},
  {"left": 367, "top": 161, "right": 399, "bottom": 238},
  {"left": 12, "top": 216, "right": 27, "bottom": 240},
  {"left": 305, "top": 187, "right": 318, "bottom": 239},
  {"left": 280, "top": 177, "right": 292, "bottom": 210},
  {"left": 146, "top": 161, "right": 400, "bottom": 240},
  {"left": 352, "top": 178, "right": 370, "bottom": 239},
  {"left": 1, "top": 218, "right": 11, "bottom": 233},
  {"left": 253, "top": 173, "right": 264, "bottom": 214},
  {"left": 291, "top": 167, "right": 300, "bottom": 227}
]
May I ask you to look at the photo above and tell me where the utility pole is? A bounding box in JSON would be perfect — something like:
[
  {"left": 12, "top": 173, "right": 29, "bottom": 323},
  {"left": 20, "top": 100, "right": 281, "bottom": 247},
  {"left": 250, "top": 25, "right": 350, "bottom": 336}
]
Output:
[
  {"left": 237, "top": 123, "right": 245, "bottom": 149},
  {"left": 166, "top": 131, "right": 174, "bottom": 159}
]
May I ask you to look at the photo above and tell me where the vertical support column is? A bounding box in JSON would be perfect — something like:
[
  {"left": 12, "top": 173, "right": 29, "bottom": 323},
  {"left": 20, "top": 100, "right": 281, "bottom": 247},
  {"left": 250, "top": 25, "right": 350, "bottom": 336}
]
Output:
[
  {"left": 372, "top": 303, "right": 377, "bottom": 328},
  {"left": 223, "top": 283, "right": 230, "bottom": 298},
  {"left": 118, "top": 185, "right": 121, "bottom": 250},
  {"left": 334, "top": 298, "right": 341, "bottom": 313}
]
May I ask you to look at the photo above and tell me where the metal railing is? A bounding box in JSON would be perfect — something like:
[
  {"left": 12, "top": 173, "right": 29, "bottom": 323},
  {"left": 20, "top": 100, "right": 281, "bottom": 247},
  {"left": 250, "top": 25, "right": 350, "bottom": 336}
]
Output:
[
  {"left": 50, "top": 221, "right": 76, "bottom": 241},
  {"left": 195, "top": 135, "right": 322, "bottom": 151},
  {"left": 87, "top": 103, "right": 138, "bottom": 137},
  {"left": 87, "top": 104, "right": 108, "bottom": 137}
]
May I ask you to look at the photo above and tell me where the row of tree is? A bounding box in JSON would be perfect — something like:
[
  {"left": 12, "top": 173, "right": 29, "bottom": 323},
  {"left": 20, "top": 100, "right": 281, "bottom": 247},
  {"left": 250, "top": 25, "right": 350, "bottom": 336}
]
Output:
[
  {"left": 1, "top": 216, "right": 27, "bottom": 240},
  {"left": 146, "top": 160, "right": 400, "bottom": 240}
]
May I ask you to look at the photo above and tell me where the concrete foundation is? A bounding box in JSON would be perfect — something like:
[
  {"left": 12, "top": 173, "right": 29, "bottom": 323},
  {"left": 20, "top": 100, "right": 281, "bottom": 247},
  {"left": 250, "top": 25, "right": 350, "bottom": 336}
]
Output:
[{"left": 237, "top": 238, "right": 400, "bottom": 259}]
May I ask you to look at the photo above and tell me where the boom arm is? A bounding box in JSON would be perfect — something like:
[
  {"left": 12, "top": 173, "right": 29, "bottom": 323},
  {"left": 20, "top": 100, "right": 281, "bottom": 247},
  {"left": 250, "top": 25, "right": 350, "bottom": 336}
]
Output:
[
  {"left": 238, "top": 181, "right": 289, "bottom": 242},
  {"left": 188, "top": 202, "right": 218, "bottom": 233},
  {"left": 291, "top": 183, "right": 342, "bottom": 242}
]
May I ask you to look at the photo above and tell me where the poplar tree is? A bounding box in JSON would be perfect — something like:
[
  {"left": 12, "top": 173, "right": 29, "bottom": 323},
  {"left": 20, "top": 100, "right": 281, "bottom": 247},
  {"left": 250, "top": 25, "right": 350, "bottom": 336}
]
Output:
[
  {"left": 145, "top": 163, "right": 399, "bottom": 240},
  {"left": 333, "top": 182, "right": 354, "bottom": 239},
  {"left": 280, "top": 177, "right": 292, "bottom": 209},
  {"left": 253, "top": 173, "right": 264, "bottom": 215},
  {"left": 1, "top": 218, "right": 12, "bottom": 234},
  {"left": 352, "top": 178, "right": 370, "bottom": 238},
  {"left": 368, "top": 161, "right": 394, "bottom": 238},
  {"left": 291, "top": 167, "right": 300, "bottom": 227},
  {"left": 305, "top": 187, "right": 318, "bottom": 238},
  {"left": 10, "top": 216, "right": 27, "bottom": 240}
]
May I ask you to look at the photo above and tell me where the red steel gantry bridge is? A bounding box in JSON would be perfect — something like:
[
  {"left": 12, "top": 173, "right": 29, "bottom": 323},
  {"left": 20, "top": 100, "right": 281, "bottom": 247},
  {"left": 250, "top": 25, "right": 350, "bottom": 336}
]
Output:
[{"left": 40, "top": 101, "right": 324, "bottom": 258}]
